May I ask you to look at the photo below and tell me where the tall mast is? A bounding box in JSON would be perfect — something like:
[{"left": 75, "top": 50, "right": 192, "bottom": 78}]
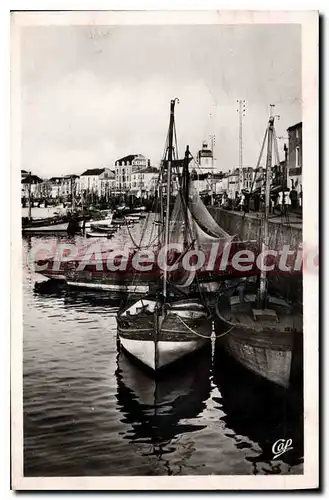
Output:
[
  {"left": 182, "top": 145, "right": 190, "bottom": 247},
  {"left": 259, "top": 113, "right": 275, "bottom": 307},
  {"left": 163, "top": 98, "right": 178, "bottom": 299},
  {"left": 27, "top": 171, "right": 32, "bottom": 221},
  {"left": 237, "top": 99, "right": 246, "bottom": 192},
  {"left": 71, "top": 176, "right": 76, "bottom": 211}
]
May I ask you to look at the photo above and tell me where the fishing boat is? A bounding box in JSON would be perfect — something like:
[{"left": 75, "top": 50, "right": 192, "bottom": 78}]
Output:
[
  {"left": 116, "top": 99, "right": 232, "bottom": 371},
  {"left": 83, "top": 211, "right": 113, "bottom": 229},
  {"left": 214, "top": 112, "right": 303, "bottom": 389},
  {"left": 89, "top": 223, "right": 116, "bottom": 234},
  {"left": 85, "top": 229, "right": 116, "bottom": 239}
]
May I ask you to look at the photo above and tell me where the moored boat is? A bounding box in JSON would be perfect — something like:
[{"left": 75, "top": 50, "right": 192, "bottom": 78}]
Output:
[
  {"left": 214, "top": 112, "right": 303, "bottom": 389},
  {"left": 117, "top": 297, "right": 212, "bottom": 370},
  {"left": 85, "top": 230, "right": 115, "bottom": 239},
  {"left": 22, "top": 214, "right": 82, "bottom": 234},
  {"left": 116, "top": 99, "right": 219, "bottom": 371},
  {"left": 214, "top": 290, "right": 302, "bottom": 388}
]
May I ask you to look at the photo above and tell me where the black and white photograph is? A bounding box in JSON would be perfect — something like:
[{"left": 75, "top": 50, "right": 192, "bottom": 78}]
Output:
[{"left": 10, "top": 10, "right": 318, "bottom": 490}]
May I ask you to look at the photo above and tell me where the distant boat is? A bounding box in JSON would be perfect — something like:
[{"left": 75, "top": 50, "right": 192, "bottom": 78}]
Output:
[
  {"left": 84, "top": 211, "right": 113, "bottom": 229},
  {"left": 85, "top": 230, "right": 115, "bottom": 239},
  {"left": 22, "top": 215, "right": 79, "bottom": 233},
  {"left": 89, "top": 223, "right": 116, "bottom": 234}
]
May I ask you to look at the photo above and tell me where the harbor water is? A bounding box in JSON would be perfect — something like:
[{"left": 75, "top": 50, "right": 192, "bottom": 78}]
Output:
[{"left": 23, "top": 215, "right": 303, "bottom": 476}]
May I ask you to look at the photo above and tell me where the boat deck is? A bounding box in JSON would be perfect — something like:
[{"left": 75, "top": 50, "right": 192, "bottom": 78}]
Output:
[{"left": 221, "top": 293, "right": 303, "bottom": 333}]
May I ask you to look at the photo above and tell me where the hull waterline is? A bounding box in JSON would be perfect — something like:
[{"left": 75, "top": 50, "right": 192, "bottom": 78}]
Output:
[
  {"left": 117, "top": 298, "right": 212, "bottom": 371},
  {"left": 215, "top": 293, "right": 302, "bottom": 389},
  {"left": 119, "top": 337, "right": 204, "bottom": 370}
]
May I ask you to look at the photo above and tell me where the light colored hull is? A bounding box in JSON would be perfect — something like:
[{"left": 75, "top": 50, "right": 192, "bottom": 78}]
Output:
[
  {"left": 67, "top": 280, "right": 149, "bottom": 294},
  {"left": 84, "top": 217, "right": 112, "bottom": 229},
  {"left": 22, "top": 222, "right": 69, "bottom": 232},
  {"left": 119, "top": 337, "right": 204, "bottom": 370}
]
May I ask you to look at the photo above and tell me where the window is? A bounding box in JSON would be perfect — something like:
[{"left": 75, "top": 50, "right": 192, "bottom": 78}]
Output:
[{"left": 296, "top": 146, "right": 301, "bottom": 167}]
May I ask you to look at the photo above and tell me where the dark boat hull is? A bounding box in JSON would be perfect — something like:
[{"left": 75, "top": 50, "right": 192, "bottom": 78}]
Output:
[
  {"left": 214, "top": 294, "right": 303, "bottom": 388},
  {"left": 215, "top": 317, "right": 296, "bottom": 388}
]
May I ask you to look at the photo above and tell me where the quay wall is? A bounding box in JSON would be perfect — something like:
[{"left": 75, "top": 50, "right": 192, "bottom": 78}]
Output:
[
  {"left": 208, "top": 207, "right": 302, "bottom": 251},
  {"left": 208, "top": 207, "right": 303, "bottom": 304}
]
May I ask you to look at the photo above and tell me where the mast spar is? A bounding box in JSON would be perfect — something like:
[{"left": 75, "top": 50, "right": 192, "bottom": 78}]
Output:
[
  {"left": 259, "top": 114, "right": 275, "bottom": 308},
  {"left": 27, "top": 171, "right": 32, "bottom": 221},
  {"left": 163, "top": 98, "right": 179, "bottom": 300}
]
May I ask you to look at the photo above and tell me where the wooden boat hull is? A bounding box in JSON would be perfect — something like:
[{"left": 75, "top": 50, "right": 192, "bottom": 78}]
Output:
[
  {"left": 22, "top": 221, "right": 70, "bottom": 233},
  {"left": 119, "top": 337, "right": 205, "bottom": 370},
  {"left": 67, "top": 280, "right": 149, "bottom": 294},
  {"left": 85, "top": 231, "right": 114, "bottom": 238},
  {"left": 215, "top": 317, "right": 294, "bottom": 388},
  {"left": 214, "top": 294, "right": 302, "bottom": 388},
  {"left": 117, "top": 301, "right": 212, "bottom": 370},
  {"left": 84, "top": 217, "right": 113, "bottom": 229}
]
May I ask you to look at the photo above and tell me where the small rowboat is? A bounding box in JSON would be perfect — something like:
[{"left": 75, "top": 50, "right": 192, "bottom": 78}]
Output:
[{"left": 86, "top": 231, "right": 115, "bottom": 239}]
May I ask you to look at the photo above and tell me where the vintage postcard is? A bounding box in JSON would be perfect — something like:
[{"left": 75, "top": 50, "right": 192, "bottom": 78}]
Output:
[{"left": 11, "top": 10, "right": 319, "bottom": 490}]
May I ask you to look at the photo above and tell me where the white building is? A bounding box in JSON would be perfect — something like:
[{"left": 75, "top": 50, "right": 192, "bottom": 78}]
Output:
[
  {"left": 78, "top": 168, "right": 115, "bottom": 196},
  {"left": 197, "top": 141, "right": 214, "bottom": 172},
  {"left": 131, "top": 166, "right": 159, "bottom": 197},
  {"left": 287, "top": 122, "right": 302, "bottom": 194},
  {"left": 21, "top": 174, "right": 43, "bottom": 198},
  {"left": 115, "top": 154, "right": 150, "bottom": 191}
]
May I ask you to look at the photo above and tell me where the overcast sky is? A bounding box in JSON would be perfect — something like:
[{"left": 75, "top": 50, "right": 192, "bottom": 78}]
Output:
[{"left": 21, "top": 24, "right": 301, "bottom": 177}]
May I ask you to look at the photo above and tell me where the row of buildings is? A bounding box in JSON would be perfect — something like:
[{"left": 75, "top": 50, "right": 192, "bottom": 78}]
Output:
[{"left": 21, "top": 121, "right": 302, "bottom": 201}]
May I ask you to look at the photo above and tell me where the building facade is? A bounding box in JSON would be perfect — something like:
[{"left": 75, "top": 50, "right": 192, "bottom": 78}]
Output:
[
  {"left": 78, "top": 168, "right": 115, "bottom": 196},
  {"left": 197, "top": 141, "right": 214, "bottom": 172},
  {"left": 130, "top": 166, "right": 159, "bottom": 197},
  {"left": 115, "top": 154, "right": 150, "bottom": 191},
  {"left": 21, "top": 174, "right": 43, "bottom": 199},
  {"left": 287, "top": 122, "right": 302, "bottom": 193}
]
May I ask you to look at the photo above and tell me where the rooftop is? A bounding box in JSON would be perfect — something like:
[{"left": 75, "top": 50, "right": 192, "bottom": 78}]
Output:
[
  {"left": 22, "top": 174, "right": 43, "bottom": 184},
  {"left": 81, "top": 168, "right": 107, "bottom": 176},
  {"left": 115, "top": 154, "right": 139, "bottom": 164},
  {"left": 287, "top": 121, "right": 302, "bottom": 131}
]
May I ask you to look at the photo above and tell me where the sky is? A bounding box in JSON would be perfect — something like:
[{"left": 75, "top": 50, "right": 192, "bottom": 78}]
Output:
[{"left": 20, "top": 24, "right": 301, "bottom": 177}]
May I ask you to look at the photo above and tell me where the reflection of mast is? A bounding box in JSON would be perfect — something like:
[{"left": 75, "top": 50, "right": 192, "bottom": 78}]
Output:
[
  {"left": 237, "top": 100, "right": 247, "bottom": 191},
  {"left": 115, "top": 347, "right": 212, "bottom": 471}
]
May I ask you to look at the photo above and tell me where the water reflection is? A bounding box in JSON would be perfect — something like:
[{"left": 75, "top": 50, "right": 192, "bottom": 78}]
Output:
[
  {"left": 23, "top": 231, "right": 304, "bottom": 476},
  {"left": 213, "top": 344, "right": 304, "bottom": 474},
  {"left": 115, "top": 346, "right": 212, "bottom": 474}
]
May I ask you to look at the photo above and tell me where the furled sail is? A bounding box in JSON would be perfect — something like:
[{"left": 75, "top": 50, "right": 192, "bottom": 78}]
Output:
[{"left": 167, "top": 181, "right": 235, "bottom": 287}]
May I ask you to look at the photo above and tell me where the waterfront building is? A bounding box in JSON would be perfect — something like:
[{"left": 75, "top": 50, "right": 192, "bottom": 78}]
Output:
[
  {"left": 130, "top": 166, "right": 159, "bottom": 198},
  {"left": 287, "top": 122, "right": 302, "bottom": 193},
  {"left": 78, "top": 168, "right": 115, "bottom": 197},
  {"left": 61, "top": 174, "right": 80, "bottom": 198},
  {"left": 21, "top": 173, "right": 43, "bottom": 199},
  {"left": 227, "top": 169, "right": 239, "bottom": 199},
  {"left": 115, "top": 154, "right": 150, "bottom": 191},
  {"left": 197, "top": 141, "right": 215, "bottom": 172},
  {"left": 48, "top": 176, "right": 66, "bottom": 199}
]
